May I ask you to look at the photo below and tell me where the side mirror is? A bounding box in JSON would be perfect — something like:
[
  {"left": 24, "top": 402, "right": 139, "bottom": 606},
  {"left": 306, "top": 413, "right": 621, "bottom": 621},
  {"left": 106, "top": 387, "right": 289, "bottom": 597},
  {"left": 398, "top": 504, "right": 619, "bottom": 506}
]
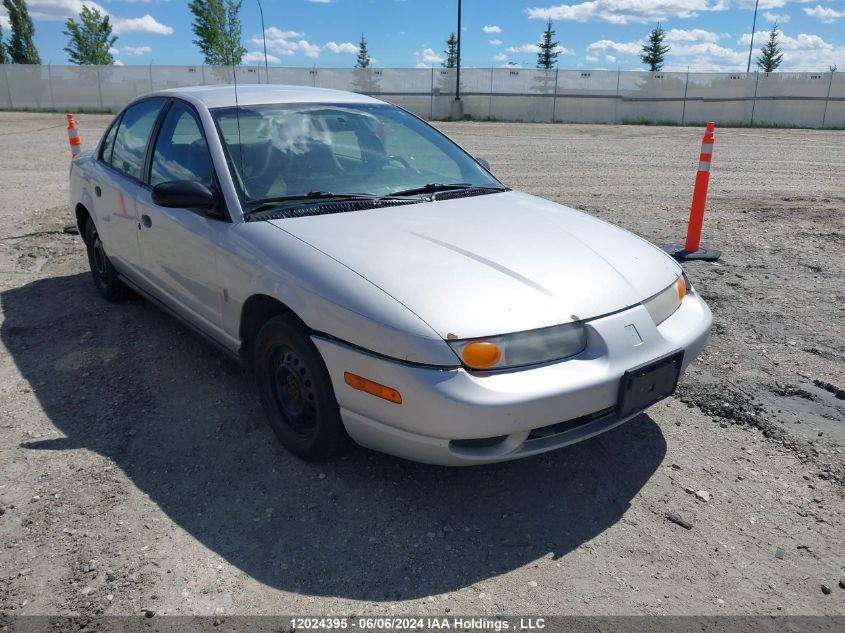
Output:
[
  {"left": 475, "top": 156, "right": 492, "bottom": 172},
  {"left": 152, "top": 180, "right": 219, "bottom": 210}
]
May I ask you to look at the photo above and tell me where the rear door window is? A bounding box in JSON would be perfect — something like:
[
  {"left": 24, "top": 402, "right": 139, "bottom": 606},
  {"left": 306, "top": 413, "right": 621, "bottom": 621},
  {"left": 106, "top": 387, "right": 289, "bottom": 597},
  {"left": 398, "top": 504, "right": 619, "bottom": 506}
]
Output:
[{"left": 109, "top": 99, "right": 166, "bottom": 181}]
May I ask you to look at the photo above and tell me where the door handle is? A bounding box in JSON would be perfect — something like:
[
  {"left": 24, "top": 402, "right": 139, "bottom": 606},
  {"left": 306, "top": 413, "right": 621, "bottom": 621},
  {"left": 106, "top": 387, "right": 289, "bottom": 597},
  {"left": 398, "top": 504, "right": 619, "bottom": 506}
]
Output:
[
  {"left": 94, "top": 186, "right": 102, "bottom": 197},
  {"left": 141, "top": 214, "right": 152, "bottom": 228}
]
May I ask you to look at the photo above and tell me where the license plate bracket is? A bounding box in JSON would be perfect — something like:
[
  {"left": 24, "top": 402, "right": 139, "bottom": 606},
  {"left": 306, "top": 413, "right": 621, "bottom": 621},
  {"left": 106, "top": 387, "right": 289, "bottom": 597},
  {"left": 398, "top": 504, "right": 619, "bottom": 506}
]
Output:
[{"left": 616, "top": 350, "right": 684, "bottom": 419}]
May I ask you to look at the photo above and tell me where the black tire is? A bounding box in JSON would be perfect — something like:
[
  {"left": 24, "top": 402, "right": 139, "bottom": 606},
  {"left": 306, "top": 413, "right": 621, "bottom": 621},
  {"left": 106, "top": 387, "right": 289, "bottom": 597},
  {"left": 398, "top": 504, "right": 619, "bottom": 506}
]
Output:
[
  {"left": 83, "top": 219, "right": 131, "bottom": 301},
  {"left": 254, "top": 314, "right": 351, "bottom": 460}
]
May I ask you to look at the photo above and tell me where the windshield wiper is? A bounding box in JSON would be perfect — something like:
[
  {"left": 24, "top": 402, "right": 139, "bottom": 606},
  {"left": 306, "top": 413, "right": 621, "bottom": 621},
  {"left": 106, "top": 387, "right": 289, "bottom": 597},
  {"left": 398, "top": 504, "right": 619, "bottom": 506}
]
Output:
[
  {"left": 246, "top": 191, "right": 411, "bottom": 215},
  {"left": 386, "top": 183, "right": 509, "bottom": 197}
]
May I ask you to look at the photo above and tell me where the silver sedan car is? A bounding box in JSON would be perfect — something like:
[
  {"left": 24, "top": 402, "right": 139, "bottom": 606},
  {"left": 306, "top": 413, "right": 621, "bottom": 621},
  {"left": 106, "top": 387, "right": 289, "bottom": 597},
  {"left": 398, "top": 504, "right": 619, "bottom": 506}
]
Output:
[{"left": 69, "top": 85, "right": 712, "bottom": 466}]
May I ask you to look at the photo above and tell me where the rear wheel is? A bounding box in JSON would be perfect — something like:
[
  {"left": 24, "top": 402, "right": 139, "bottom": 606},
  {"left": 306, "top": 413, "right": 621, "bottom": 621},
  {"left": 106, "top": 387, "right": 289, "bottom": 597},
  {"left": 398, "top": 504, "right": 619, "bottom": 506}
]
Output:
[
  {"left": 83, "top": 219, "right": 131, "bottom": 301},
  {"left": 254, "top": 314, "right": 351, "bottom": 460}
]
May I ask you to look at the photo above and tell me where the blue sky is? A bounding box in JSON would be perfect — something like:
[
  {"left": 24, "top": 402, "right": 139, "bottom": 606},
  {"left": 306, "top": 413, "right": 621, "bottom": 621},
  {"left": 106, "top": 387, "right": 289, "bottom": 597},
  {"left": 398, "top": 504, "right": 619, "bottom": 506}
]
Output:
[{"left": 1, "top": 0, "right": 843, "bottom": 71}]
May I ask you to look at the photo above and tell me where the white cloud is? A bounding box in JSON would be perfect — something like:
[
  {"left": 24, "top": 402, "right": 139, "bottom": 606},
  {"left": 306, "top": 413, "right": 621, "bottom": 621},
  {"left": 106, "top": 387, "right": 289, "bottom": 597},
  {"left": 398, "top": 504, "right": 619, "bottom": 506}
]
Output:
[
  {"left": 525, "top": 1, "right": 727, "bottom": 25},
  {"left": 585, "top": 54, "right": 598, "bottom": 62},
  {"left": 324, "top": 41, "right": 358, "bottom": 54},
  {"left": 17, "top": 1, "right": 173, "bottom": 35},
  {"left": 664, "top": 28, "right": 721, "bottom": 43},
  {"left": 506, "top": 43, "right": 539, "bottom": 54},
  {"left": 108, "top": 46, "right": 119, "bottom": 56},
  {"left": 112, "top": 14, "right": 172, "bottom": 35},
  {"left": 243, "top": 51, "right": 281, "bottom": 64},
  {"left": 586, "top": 39, "right": 642, "bottom": 56},
  {"left": 121, "top": 45, "right": 151, "bottom": 55},
  {"left": 258, "top": 27, "right": 321, "bottom": 58},
  {"left": 803, "top": 5, "right": 845, "bottom": 22},
  {"left": 113, "top": 59, "right": 124, "bottom": 66},
  {"left": 505, "top": 42, "right": 574, "bottom": 55},
  {"left": 414, "top": 47, "right": 444, "bottom": 67},
  {"left": 488, "top": 38, "right": 503, "bottom": 46},
  {"left": 493, "top": 52, "right": 508, "bottom": 62},
  {"left": 605, "top": 54, "right": 616, "bottom": 63},
  {"left": 482, "top": 25, "right": 502, "bottom": 33},
  {"left": 763, "top": 11, "right": 791, "bottom": 23}
]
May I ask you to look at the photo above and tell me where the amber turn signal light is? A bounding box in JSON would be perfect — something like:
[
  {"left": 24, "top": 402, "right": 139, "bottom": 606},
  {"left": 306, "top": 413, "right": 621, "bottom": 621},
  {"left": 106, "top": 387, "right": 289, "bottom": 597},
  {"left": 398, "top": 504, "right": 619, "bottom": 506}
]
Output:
[
  {"left": 461, "top": 341, "right": 503, "bottom": 369},
  {"left": 344, "top": 372, "right": 402, "bottom": 404},
  {"left": 676, "top": 276, "right": 687, "bottom": 301}
]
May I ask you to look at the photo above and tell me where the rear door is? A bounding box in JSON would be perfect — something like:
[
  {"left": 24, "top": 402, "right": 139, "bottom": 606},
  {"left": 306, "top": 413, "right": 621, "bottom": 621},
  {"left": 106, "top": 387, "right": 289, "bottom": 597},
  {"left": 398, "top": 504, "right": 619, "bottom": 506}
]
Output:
[
  {"left": 135, "top": 99, "right": 229, "bottom": 335},
  {"left": 89, "top": 98, "right": 166, "bottom": 277}
]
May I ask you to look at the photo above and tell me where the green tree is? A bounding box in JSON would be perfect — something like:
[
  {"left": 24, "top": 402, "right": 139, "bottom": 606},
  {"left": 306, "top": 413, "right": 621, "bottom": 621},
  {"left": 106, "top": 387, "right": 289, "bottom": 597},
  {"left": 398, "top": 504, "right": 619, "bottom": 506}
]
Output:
[
  {"left": 189, "top": 0, "right": 246, "bottom": 66},
  {"left": 63, "top": 6, "right": 117, "bottom": 65},
  {"left": 0, "top": 23, "right": 7, "bottom": 64},
  {"left": 355, "top": 33, "right": 370, "bottom": 68},
  {"left": 3, "top": 0, "right": 41, "bottom": 64},
  {"left": 442, "top": 32, "right": 458, "bottom": 68},
  {"left": 536, "top": 19, "right": 560, "bottom": 69},
  {"left": 640, "top": 22, "right": 669, "bottom": 72},
  {"left": 756, "top": 24, "right": 784, "bottom": 73}
]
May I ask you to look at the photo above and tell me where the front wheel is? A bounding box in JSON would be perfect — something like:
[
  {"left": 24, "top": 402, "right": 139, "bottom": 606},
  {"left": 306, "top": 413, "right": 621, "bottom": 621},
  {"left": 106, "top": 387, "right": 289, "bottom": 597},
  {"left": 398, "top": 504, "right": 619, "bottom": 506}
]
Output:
[
  {"left": 254, "top": 314, "right": 351, "bottom": 460},
  {"left": 83, "top": 219, "right": 131, "bottom": 301}
]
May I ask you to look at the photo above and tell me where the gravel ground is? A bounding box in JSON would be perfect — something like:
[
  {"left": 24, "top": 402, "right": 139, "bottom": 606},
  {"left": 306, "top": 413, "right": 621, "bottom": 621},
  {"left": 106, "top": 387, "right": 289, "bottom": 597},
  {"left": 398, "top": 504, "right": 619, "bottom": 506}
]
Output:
[{"left": 0, "top": 112, "right": 843, "bottom": 618}]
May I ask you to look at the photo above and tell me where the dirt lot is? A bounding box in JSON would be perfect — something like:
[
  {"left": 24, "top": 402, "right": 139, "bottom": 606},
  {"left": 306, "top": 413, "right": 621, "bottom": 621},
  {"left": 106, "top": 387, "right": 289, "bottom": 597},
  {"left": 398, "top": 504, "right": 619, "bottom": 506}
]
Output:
[{"left": 0, "top": 113, "right": 843, "bottom": 617}]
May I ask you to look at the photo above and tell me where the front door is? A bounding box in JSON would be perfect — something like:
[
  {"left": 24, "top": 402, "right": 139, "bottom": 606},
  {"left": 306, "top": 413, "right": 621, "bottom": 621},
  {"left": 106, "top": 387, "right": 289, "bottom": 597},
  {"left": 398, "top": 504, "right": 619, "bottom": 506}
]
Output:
[{"left": 135, "top": 100, "right": 228, "bottom": 337}]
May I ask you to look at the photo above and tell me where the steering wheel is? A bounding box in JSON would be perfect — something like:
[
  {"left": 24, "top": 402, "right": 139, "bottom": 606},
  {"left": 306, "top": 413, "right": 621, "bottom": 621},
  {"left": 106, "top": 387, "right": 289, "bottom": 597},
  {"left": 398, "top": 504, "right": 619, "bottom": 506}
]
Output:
[{"left": 377, "top": 154, "right": 414, "bottom": 170}]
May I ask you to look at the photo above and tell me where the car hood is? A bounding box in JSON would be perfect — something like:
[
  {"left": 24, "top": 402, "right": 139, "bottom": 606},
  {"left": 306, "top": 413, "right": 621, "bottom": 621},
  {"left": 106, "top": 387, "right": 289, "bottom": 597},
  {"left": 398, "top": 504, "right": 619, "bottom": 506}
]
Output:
[{"left": 268, "top": 191, "right": 681, "bottom": 340}]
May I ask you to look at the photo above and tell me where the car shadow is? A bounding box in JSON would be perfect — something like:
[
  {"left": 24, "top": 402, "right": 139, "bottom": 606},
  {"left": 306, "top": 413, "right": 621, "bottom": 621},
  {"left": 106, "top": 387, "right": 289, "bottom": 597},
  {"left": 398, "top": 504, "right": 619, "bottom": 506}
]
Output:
[{"left": 2, "top": 273, "right": 667, "bottom": 601}]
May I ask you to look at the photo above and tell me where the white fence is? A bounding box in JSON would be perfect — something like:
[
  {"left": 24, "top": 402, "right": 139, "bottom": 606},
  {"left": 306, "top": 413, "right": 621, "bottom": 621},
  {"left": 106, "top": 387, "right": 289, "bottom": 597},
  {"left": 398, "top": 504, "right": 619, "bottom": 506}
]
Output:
[{"left": 2, "top": 64, "right": 843, "bottom": 128}]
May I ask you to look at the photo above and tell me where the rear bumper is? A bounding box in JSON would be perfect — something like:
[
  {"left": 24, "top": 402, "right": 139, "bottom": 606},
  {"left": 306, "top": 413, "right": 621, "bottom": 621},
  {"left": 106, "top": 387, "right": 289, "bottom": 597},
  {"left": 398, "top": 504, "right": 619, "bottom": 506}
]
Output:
[{"left": 313, "top": 292, "right": 712, "bottom": 466}]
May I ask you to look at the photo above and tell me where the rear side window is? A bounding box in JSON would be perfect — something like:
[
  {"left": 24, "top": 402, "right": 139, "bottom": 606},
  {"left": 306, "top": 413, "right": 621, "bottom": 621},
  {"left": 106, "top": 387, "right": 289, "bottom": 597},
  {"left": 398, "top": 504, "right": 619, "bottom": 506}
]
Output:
[
  {"left": 100, "top": 118, "right": 119, "bottom": 163},
  {"left": 150, "top": 102, "right": 214, "bottom": 187},
  {"left": 110, "top": 99, "right": 165, "bottom": 181}
]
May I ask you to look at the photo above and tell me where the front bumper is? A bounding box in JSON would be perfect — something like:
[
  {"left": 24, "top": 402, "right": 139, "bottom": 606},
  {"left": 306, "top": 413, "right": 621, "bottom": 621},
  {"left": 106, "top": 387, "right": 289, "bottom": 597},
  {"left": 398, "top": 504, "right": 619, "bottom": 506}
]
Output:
[{"left": 313, "top": 291, "right": 712, "bottom": 466}]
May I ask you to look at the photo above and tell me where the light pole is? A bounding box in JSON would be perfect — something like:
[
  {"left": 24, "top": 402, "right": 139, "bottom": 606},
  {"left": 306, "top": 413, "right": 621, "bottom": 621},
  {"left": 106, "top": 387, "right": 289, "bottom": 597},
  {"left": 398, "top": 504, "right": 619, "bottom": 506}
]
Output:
[
  {"left": 256, "top": 0, "right": 270, "bottom": 83},
  {"left": 455, "top": 0, "right": 462, "bottom": 101},
  {"left": 746, "top": 0, "right": 759, "bottom": 73}
]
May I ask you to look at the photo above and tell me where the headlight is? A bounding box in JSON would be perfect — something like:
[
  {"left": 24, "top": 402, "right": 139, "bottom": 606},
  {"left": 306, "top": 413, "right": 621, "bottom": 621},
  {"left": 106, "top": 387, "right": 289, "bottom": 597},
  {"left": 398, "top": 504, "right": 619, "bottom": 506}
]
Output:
[
  {"left": 643, "top": 275, "right": 687, "bottom": 325},
  {"left": 447, "top": 322, "right": 587, "bottom": 370}
]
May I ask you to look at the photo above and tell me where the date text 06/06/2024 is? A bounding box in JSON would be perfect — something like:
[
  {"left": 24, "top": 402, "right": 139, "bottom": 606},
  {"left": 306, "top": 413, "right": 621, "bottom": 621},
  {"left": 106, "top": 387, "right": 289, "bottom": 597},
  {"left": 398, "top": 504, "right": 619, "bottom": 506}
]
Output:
[{"left": 288, "top": 617, "right": 547, "bottom": 630}]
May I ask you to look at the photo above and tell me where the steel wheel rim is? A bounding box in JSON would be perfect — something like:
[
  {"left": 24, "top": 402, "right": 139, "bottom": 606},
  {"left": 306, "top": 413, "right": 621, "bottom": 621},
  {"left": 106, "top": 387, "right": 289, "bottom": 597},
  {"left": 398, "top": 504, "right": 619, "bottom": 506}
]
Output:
[
  {"left": 271, "top": 345, "right": 317, "bottom": 437},
  {"left": 92, "top": 233, "right": 108, "bottom": 279}
]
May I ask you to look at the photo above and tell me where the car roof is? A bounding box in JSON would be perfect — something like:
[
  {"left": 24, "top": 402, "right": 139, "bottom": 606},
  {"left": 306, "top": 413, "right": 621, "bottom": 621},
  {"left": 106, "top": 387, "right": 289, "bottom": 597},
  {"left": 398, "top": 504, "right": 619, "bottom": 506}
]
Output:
[{"left": 146, "top": 84, "right": 387, "bottom": 109}]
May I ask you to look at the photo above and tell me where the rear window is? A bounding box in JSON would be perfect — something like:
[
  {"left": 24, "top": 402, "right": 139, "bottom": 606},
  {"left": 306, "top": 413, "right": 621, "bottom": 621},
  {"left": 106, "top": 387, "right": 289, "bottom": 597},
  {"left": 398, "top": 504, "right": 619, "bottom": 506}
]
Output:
[{"left": 109, "top": 99, "right": 166, "bottom": 181}]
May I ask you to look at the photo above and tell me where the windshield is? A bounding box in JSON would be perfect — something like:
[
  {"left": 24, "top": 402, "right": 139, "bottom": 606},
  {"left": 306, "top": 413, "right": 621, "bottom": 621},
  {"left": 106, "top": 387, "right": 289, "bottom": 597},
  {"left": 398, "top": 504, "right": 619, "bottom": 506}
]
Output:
[{"left": 210, "top": 103, "right": 502, "bottom": 206}]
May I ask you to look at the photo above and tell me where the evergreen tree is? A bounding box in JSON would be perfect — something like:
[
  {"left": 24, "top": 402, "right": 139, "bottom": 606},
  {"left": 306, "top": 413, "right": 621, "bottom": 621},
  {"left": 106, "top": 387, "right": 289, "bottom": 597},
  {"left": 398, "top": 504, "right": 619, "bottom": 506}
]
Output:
[
  {"left": 640, "top": 22, "right": 669, "bottom": 72},
  {"left": 355, "top": 34, "right": 370, "bottom": 68},
  {"left": 756, "top": 24, "right": 784, "bottom": 73},
  {"left": 536, "top": 19, "right": 560, "bottom": 69},
  {"left": 443, "top": 32, "right": 458, "bottom": 68},
  {"left": 189, "top": 0, "right": 246, "bottom": 66},
  {"left": 63, "top": 6, "right": 117, "bottom": 65},
  {"left": 0, "top": 23, "right": 7, "bottom": 64},
  {"left": 3, "top": 0, "right": 40, "bottom": 64}
]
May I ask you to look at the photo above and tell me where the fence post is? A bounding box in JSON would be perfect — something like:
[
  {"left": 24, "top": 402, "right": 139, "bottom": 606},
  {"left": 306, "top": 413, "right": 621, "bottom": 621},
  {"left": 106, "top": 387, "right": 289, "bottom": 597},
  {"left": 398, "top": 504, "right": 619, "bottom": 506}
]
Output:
[
  {"left": 47, "top": 63, "right": 55, "bottom": 110},
  {"left": 201, "top": 65, "right": 206, "bottom": 85},
  {"left": 430, "top": 67, "right": 434, "bottom": 119},
  {"left": 96, "top": 65, "right": 104, "bottom": 111},
  {"left": 681, "top": 66, "right": 689, "bottom": 126},
  {"left": 551, "top": 68, "right": 559, "bottom": 123},
  {"left": 149, "top": 62, "right": 154, "bottom": 91},
  {"left": 614, "top": 68, "right": 621, "bottom": 123},
  {"left": 750, "top": 71, "right": 760, "bottom": 126},
  {"left": 821, "top": 70, "right": 834, "bottom": 128},
  {"left": 488, "top": 66, "right": 494, "bottom": 120}
]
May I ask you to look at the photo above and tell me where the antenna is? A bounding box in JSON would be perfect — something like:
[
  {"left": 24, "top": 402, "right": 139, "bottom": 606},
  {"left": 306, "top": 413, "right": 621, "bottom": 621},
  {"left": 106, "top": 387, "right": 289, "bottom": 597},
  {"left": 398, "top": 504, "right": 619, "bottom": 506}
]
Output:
[{"left": 228, "top": 23, "right": 246, "bottom": 200}]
